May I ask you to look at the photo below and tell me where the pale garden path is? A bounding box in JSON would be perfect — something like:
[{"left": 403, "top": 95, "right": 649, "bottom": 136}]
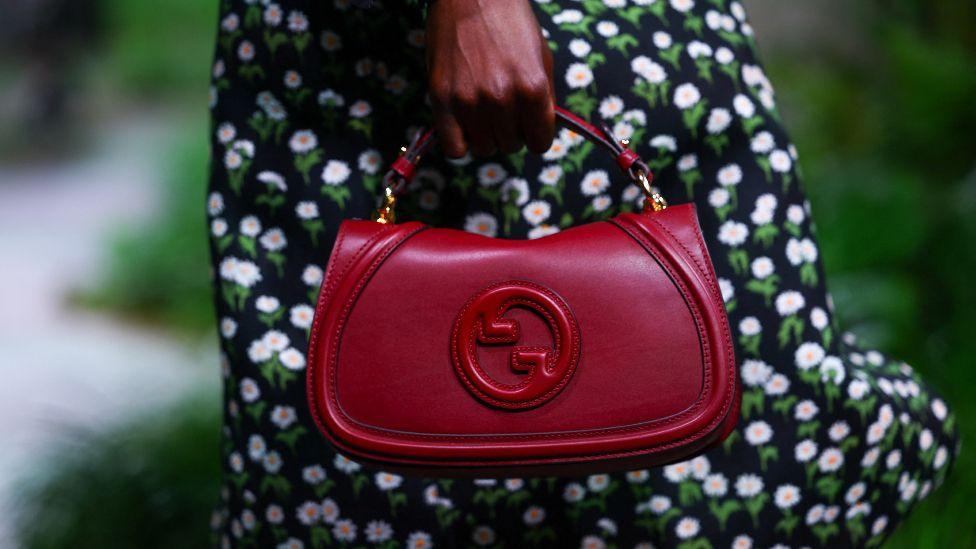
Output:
[{"left": 0, "top": 112, "right": 217, "bottom": 545}]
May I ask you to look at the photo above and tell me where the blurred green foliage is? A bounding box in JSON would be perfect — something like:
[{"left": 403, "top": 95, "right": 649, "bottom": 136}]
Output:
[
  {"left": 95, "top": 0, "right": 219, "bottom": 99},
  {"left": 15, "top": 0, "right": 974, "bottom": 547},
  {"left": 71, "top": 0, "right": 217, "bottom": 332},
  {"left": 764, "top": 3, "right": 976, "bottom": 547},
  {"left": 14, "top": 395, "right": 221, "bottom": 549},
  {"left": 74, "top": 126, "right": 215, "bottom": 333}
]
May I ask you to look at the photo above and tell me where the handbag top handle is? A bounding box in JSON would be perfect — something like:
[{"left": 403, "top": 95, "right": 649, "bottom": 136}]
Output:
[{"left": 373, "top": 105, "right": 667, "bottom": 224}]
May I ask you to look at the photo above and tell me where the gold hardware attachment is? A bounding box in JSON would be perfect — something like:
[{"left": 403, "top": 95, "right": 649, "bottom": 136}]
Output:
[
  {"left": 637, "top": 170, "right": 667, "bottom": 211},
  {"left": 372, "top": 186, "right": 397, "bottom": 224}
]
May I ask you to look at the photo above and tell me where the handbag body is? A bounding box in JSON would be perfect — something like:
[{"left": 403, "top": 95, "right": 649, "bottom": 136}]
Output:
[{"left": 307, "top": 107, "right": 740, "bottom": 476}]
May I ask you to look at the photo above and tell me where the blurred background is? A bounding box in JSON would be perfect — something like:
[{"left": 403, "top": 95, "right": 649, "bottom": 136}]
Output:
[{"left": 0, "top": 0, "right": 972, "bottom": 547}]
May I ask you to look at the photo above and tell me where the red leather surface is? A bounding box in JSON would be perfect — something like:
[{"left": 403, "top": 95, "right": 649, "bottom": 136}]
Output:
[{"left": 306, "top": 204, "right": 739, "bottom": 475}]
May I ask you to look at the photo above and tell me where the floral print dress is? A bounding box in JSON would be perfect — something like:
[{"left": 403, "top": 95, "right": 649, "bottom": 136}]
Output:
[{"left": 206, "top": 1, "right": 959, "bottom": 547}]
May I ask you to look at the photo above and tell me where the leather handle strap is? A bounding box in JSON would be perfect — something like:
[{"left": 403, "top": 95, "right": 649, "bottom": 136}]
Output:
[
  {"left": 382, "top": 105, "right": 652, "bottom": 192},
  {"left": 372, "top": 105, "right": 667, "bottom": 224}
]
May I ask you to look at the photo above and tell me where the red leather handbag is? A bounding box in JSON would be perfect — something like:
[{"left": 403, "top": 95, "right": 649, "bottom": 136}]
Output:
[{"left": 307, "top": 106, "right": 740, "bottom": 476}]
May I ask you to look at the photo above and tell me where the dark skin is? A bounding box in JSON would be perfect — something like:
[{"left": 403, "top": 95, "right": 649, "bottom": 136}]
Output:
[{"left": 425, "top": 0, "right": 556, "bottom": 158}]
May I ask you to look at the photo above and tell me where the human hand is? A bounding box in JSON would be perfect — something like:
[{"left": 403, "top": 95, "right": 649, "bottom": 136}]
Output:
[{"left": 425, "top": 0, "right": 556, "bottom": 157}]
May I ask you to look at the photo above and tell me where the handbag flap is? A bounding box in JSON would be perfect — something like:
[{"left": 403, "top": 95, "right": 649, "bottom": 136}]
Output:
[{"left": 307, "top": 204, "right": 737, "bottom": 470}]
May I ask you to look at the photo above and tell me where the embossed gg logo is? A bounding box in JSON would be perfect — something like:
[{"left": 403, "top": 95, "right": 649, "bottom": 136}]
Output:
[{"left": 451, "top": 281, "right": 581, "bottom": 410}]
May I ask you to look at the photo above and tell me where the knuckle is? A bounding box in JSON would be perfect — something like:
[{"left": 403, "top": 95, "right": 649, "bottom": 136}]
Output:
[
  {"left": 518, "top": 77, "right": 551, "bottom": 103},
  {"left": 451, "top": 90, "right": 479, "bottom": 110},
  {"left": 428, "top": 83, "right": 453, "bottom": 108}
]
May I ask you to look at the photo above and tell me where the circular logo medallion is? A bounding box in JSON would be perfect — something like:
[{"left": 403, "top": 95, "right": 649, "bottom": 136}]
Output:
[{"left": 451, "top": 281, "right": 581, "bottom": 410}]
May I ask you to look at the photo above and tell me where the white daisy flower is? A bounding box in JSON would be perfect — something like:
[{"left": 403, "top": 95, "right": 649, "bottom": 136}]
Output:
[
  {"left": 221, "top": 13, "right": 240, "bottom": 32},
  {"left": 734, "top": 474, "right": 763, "bottom": 498},
  {"left": 552, "top": 9, "right": 584, "bottom": 24},
  {"left": 719, "top": 278, "right": 735, "bottom": 303},
  {"left": 528, "top": 225, "right": 560, "bottom": 239},
  {"left": 471, "top": 525, "right": 495, "bottom": 547},
  {"left": 687, "top": 41, "right": 713, "bottom": 59},
  {"left": 750, "top": 207, "right": 773, "bottom": 226},
  {"left": 769, "top": 149, "right": 792, "bottom": 173},
  {"left": 348, "top": 100, "right": 372, "bottom": 118},
  {"left": 739, "top": 317, "right": 762, "bottom": 337},
  {"left": 283, "top": 70, "right": 302, "bottom": 89},
  {"left": 295, "top": 501, "right": 320, "bottom": 525},
  {"left": 248, "top": 434, "right": 267, "bottom": 461},
  {"left": 599, "top": 95, "right": 625, "bottom": 118},
  {"left": 477, "top": 163, "right": 507, "bottom": 186},
  {"left": 587, "top": 474, "right": 611, "bottom": 492},
  {"left": 279, "top": 348, "right": 306, "bottom": 370},
  {"left": 632, "top": 56, "right": 667, "bottom": 84},
  {"left": 260, "top": 228, "right": 287, "bottom": 251},
  {"left": 592, "top": 195, "right": 612, "bottom": 212},
  {"left": 563, "top": 482, "right": 586, "bottom": 502},
  {"left": 818, "top": 447, "right": 844, "bottom": 472},
  {"left": 820, "top": 355, "right": 845, "bottom": 384},
  {"left": 271, "top": 405, "right": 297, "bottom": 429},
  {"left": 365, "top": 520, "right": 393, "bottom": 543},
  {"left": 212, "top": 218, "right": 228, "bottom": 238},
  {"left": 258, "top": 170, "right": 287, "bottom": 191},
  {"left": 663, "top": 461, "right": 691, "bottom": 483},
  {"left": 786, "top": 204, "right": 805, "bottom": 224},
  {"left": 568, "top": 38, "right": 592, "bottom": 58},
  {"left": 706, "top": 108, "right": 732, "bottom": 134},
  {"left": 374, "top": 472, "right": 403, "bottom": 490},
  {"left": 674, "top": 517, "right": 700, "bottom": 539},
  {"left": 673, "top": 83, "right": 701, "bottom": 109},
  {"left": 522, "top": 506, "right": 546, "bottom": 525},
  {"left": 522, "top": 200, "right": 551, "bottom": 226},
  {"left": 290, "top": 304, "right": 314, "bottom": 329},
  {"left": 774, "top": 484, "right": 801, "bottom": 509},
  {"left": 464, "top": 212, "right": 498, "bottom": 237},
  {"left": 239, "top": 377, "right": 260, "bottom": 402},
  {"left": 263, "top": 451, "right": 283, "bottom": 473},
  {"left": 653, "top": 31, "right": 673, "bottom": 49},
  {"left": 580, "top": 170, "right": 611, "bottom": 196},
  {"left": 262, "top": 330, "right": 289, "bottom": 352},
  {"left": 237, "top": 40, "right": 256, "bottom": 62},
  {"left": 715, "top": 47, "right": 735, "bottom": 65},
  {"left": 708, "top": 188, "right": 730, "bottom": 208},
  {"left": 302, "top": 464, "right": 326, "bottom": 485},
  {"left": 741, "top": 359, "right": 772, "bottom": 386},
  {"left": 795, "top": 398, "right": 820, "bottom": 421},
  {"left": 829, "top": 421, "right": 851, "bottom": 442},
  {"left": 702, "top": 473, "right": 728, "bottom": 497},
  {"left": 247, "top": 338, "right": 272, "bottom": 363},
  {"left": 289, "top": 130, "right": 318, "bottom": 153},
  {"left": 690, "top": 456, "right": 711, "bottom": 480},
  {"left": 566, "top": 62, "right": 594, "bottom": 89},
  {"left": 649, "top": 495, "right": 672, "bottom": 514},
  {"left": 795, "top": 342, "right": 825, "bottom": 370},
  {"left": 332, "top": 519, "right": 356, "bottom": 542},
  {"left": 649, "top": 134, "right": 677, "bottom": 151},
  {"left": 321, "top": 160, "right": 351, "bottom": 186},
  {"left": 255, "top": 295, "right": 280, "bottom": 314},
  {"left": 732, "top": 535, "right": 753, "bottom": 549},
  {"left": 775, "top": 290, "right": 805, "bottom": 316},
  {"left": 717, "top": 164, "right": 742, "bottom": 187},
  {"left": 744, "top": 420, "right": 773, "bottom": 445},
  {"left": 320, "top": 498, "right": 340, "bottom": 524},
  {"left": 718, "top": 220, "right": 748, "bottom": 246},
  {"left": 733, "top": 94, "right": 755, "bottom": 118},
  {"left": 670, "top": 0, "right": 694, "bottom": 13},
  {"left": 333, "top": 453, "right": 361, "bottom": 474},
  {"left": 596, "top": 21, "right": 619, "bottom": 38}
]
